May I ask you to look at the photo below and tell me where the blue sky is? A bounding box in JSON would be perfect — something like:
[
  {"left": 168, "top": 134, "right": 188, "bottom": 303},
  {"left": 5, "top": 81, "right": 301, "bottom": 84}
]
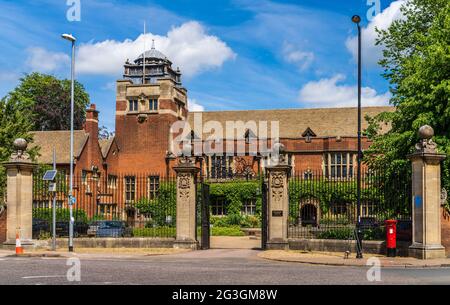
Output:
[{"left": 0, "top": 0, "right": 405, "bottom": 130}]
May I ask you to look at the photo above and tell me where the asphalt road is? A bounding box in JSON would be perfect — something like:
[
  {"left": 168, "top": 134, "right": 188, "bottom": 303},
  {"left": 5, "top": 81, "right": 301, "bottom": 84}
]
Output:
[{"left": 0, "top": 249, "right": 449, "bottom": 285}]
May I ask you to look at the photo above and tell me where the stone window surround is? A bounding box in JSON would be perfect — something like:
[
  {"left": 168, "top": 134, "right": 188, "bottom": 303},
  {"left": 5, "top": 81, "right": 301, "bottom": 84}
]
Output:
[
  {"left": 323, "top": 152, "right": 356, "bottom": 179},
  {"left": 127, "top": 96, "right": 160, "bottom": 113}
]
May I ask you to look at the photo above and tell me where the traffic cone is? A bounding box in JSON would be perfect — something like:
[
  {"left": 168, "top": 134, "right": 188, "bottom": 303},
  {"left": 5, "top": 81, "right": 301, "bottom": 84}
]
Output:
[{"left": 15, "top": 231, "right": 24, "bottom": 255}]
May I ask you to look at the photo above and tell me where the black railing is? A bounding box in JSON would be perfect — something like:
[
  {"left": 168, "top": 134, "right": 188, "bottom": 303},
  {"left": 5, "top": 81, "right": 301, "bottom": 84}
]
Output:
[
  {"left": 288, "top": 168, "right": 412, "bottom": 240},
  {"left": 32, "top": 172, "right": 176, "bottom": 239}
]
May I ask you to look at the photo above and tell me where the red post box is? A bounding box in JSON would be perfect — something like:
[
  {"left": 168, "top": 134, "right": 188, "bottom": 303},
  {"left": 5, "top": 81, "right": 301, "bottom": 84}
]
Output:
[{"left": 385, "top": 220, "right": 397, "bottom": 257}]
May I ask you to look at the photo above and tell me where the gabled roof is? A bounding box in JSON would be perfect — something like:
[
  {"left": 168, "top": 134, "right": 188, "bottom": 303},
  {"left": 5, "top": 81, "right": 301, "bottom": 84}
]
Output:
[
  {"left": 187, "top": 106, "right": 394, "bottom": 139},
  {"left": 99, "top": 137, "right": 115, "bottom": 158},
  {"left": 302, "top": 127, "right": 317, "bottom": 138},
  {"left": 30, "top": 130, "right": 89, "bottom": 164}
]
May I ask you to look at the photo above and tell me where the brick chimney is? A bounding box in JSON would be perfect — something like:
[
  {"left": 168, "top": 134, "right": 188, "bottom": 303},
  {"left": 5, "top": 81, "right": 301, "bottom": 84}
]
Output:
[
  {"left": 84, "top": 104, "right": 100, "bottom": 168},
  {"left": 85, "top": 104, "right": 99, "bottom": 141}
]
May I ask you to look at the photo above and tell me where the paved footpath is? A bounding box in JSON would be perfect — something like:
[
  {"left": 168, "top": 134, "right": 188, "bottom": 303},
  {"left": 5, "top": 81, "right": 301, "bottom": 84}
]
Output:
[
  {"left": 259, "top": 250, "right": 450, "bottom": 268},
  {"left": 1, "top": 248, "right": 450, "bottom": 285}
]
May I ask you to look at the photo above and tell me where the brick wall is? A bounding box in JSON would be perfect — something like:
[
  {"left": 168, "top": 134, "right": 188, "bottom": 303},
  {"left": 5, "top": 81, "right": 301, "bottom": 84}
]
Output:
[
  {"left": 0, "top": 209, "right": 6, "bottom": 244},
  {"left": 442, "top": 208, "right": 450, "bottom": 254}
]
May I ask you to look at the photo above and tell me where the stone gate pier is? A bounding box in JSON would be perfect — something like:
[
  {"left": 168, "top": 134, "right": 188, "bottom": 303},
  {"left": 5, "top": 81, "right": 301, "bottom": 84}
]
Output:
[
  {"left": 408, "top": 126, "right": 447, "bottom": 259},
  {"left": 2, "top": 139, "right": 36, "bottom": 247}
]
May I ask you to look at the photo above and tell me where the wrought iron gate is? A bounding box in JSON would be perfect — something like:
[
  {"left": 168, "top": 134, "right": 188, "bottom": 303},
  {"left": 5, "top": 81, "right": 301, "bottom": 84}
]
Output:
[
  {"left": 261, "top": 181, "right": 268, "bottom": 250},
  {"left": 197, "top": 182, "right": 210, "bottom": 250}
]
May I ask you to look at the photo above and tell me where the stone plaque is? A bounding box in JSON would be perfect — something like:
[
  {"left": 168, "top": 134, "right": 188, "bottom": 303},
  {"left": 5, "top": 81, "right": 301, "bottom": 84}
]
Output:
[{"left": 272, "top": 210, "right": 283, "bottom": 217}]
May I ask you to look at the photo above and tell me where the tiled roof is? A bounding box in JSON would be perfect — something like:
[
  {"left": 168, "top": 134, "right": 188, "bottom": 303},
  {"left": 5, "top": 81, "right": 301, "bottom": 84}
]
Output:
[
  {"left": 187, "top": 106, "right": 394, "bottom": 139},
  {"left": 30, "top": 130, "right": 89, "bottom": 164},
  {"left": 99, "top": 137, "right": 115, "bottom": 158}
]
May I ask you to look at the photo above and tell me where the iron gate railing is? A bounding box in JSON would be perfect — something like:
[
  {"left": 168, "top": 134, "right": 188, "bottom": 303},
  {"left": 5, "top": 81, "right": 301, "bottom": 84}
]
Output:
[
  {"left": 288, "top": 168, "right": 412, "bottom": 240},
  {"left": 32, "top": 171, "right": 176, "bottom": 239}
]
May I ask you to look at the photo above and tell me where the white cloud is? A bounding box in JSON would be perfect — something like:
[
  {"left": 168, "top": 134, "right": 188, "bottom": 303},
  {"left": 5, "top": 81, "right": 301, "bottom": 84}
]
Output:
[
  {"left": 76, "top": 21, "right": 236, "bottom": 77},
  {"left": 188, "top": 99, "right": 205, "bottom": 112},
  {"left": 298, "top": 74, "right": 391, "bottom": 107},
  {"left": 25, "top": 47, "right": 70, "bottom": 73},
  {"left": 282, "top": 43, "right": 314, "bottom": 71},
  {"left": 345, "top": 0, "right": 406, "bottom": 66},
  {"left": 101, "top": 82, "right": 116, "bottom": 91}
]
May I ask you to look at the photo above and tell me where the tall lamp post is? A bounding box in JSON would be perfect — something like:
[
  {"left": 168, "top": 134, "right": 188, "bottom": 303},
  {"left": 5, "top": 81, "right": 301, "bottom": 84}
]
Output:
[
  {"left": 62, "top": 33, "right": 76, "bottom": 252},
  {"left": 352, "top": 15, "right": 363, "bottom": 259}
]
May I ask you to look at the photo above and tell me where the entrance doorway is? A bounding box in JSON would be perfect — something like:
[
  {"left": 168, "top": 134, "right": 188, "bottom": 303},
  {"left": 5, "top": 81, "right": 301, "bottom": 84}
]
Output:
[{"left": 196, "top": 180, "right": 268, "bottom": 250}]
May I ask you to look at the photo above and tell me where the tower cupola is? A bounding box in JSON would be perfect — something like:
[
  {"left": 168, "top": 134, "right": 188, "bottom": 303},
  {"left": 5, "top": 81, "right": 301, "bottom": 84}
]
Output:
[{"left": 123, "top": 41, "right": 182, "bottom": 86}]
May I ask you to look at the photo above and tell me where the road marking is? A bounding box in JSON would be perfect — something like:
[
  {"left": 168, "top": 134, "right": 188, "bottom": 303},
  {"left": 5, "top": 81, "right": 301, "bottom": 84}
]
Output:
[{"left": 22, "top": 275, "right": 65, "bottom": 279}]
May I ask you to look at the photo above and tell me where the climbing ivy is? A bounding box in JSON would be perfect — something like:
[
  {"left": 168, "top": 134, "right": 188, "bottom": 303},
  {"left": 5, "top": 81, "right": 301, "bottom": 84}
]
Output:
[{"left": 209, "top": 180, "right": 262, "bottom": 218}]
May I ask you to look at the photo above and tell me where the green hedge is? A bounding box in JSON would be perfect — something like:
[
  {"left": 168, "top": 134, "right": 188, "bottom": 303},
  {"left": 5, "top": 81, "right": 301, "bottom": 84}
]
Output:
[
  {"left": 131, "top": 226, "right": 244, "bottom": 237},
  {"left": 317, "top": 228, "right": 354, "bottom": 240},
  {"left": 316, "top": 227, "right": 385, "bottom": 241},
  {"left": 33, "top": 208, "right": 87, "bottom": 223},
  {"left": 210, "top": 215, "right": 260, "bottom": 228},
  {"left": 211, "top": 226, "right": 244, "bottom": 236}
]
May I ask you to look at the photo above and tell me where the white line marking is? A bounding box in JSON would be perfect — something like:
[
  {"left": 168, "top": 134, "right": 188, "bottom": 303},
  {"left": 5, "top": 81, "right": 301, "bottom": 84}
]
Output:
[{"left": 22, "top": 275, "right": 65, "bottom": 279}]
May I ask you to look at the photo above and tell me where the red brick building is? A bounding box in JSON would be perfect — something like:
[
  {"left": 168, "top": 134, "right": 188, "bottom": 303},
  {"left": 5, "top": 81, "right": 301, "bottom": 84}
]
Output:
[
  {"left": 29, "top": 46, "right": 394, "bottom": 218},
  {"left": 32, "top": 46, "right": 393, "bottom": 181}
]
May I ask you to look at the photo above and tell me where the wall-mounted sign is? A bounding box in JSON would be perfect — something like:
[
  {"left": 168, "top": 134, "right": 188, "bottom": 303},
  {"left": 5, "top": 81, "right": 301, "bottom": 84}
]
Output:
[
  {"left": 272, "top": 210, "right": 283, "bottom": 217},
  {"left": 415, "top": 196, "right": 422, "bottom": 209}
]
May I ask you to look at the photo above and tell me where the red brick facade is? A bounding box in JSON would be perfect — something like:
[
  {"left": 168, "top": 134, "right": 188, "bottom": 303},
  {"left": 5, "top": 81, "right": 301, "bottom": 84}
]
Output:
[{"left": 442, "top": 208, "right": 450, "bottom": 254}]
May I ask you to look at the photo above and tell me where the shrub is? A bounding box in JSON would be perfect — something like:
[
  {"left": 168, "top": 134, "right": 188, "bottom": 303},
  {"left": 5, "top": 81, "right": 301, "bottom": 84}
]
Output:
[
  {"left": 211, "top": 226, "right": 244, "bottom": 236},
  {"left": 363, "top": 227, "right": 385, "bottom": 241},
  {"left": 38, "top": 231, "right": 51, "bottom": 240},
  {"left": 317, "top": 228, "right": 354, "bottom": 240},
  {"left": 320, "top": 215, "right": 351, "bottom": 226},
  {"left": 33, "top": 208, "right": 87, "bottom": 223},
  {"left": 134, "top": 182, "right": 176, "bottom": 227},
  {"left": 240, "top": 215, "right": 260, "bottom": 228},
  {"left": 209, "top": 215, "right": 261, "bottom": 228}
]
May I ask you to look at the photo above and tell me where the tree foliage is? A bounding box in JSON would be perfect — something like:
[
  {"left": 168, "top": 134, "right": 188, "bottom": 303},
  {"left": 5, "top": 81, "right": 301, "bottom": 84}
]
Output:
[
  {"left": 0, "top": 95, "right": 36, "bottom": 202},
  {"left": 5, "top": 73, "right": 90, "bottom": 131},
  {"left": 365, "top": 0, "right": 450, "bottom": 205}
]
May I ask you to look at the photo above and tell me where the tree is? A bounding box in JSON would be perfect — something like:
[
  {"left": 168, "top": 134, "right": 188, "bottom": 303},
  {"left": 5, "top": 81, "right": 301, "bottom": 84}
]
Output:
[
  {"left": 99, "top": 125, "right": 115, "bottom": 140},
  {"left": 0, "top": 95, "right": 36, "bottom": 201},
  {"left": 365, "top": 0, "right": 450, "bottom": 208},
  {"left": 6, "top": 73, "right": 90, "bottom": 131}
]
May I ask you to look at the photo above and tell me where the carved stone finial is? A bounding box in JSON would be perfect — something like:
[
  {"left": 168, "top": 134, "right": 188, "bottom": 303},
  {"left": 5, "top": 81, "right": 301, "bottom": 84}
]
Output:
[
  {"left": 272, "top": 142, "right": 287, "bottom": 165},
  {"left": 178, "top": 144, "right": 195, "bottom": 166},
  {"left": 415, "top": 125, "right": 438, "bottom": 153},
  {"left": 418, "top": 125, "right": 434, "bottom": 140},
  {"left": 10, "top": 138, "right": 31, "bottom": 162}
]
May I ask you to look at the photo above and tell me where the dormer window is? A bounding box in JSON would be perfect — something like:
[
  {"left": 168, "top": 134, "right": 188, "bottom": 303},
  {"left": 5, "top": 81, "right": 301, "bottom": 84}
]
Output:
[
  {"left": 244, "top": 129, "right": 257, "bottom": 144},
  {"left": 149, "top": 99, "right": 158, "bottom": 111},
  {"left": 302, "top": 127, "right": 317, "bottom": 143},
  {"left": 129, "top": 100, "right": 138, "bottom": 112}
]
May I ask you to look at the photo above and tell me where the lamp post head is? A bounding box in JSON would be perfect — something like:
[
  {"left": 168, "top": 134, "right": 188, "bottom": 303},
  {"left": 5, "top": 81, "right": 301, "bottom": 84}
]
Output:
[
  {"left": 352, "top": 15, "right": 361, "bottom": 24},
  {"left": 61, "top": 33, "right": 76, "bottom": 42}
]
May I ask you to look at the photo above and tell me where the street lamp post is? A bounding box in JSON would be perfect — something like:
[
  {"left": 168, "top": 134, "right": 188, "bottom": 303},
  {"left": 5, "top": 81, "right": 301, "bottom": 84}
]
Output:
[
  {"left": 352, "top": 15, "right": 363, "bottom": 259},
  {"left": 62, "top": 33, "right": 76, "bottom": 252}
]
